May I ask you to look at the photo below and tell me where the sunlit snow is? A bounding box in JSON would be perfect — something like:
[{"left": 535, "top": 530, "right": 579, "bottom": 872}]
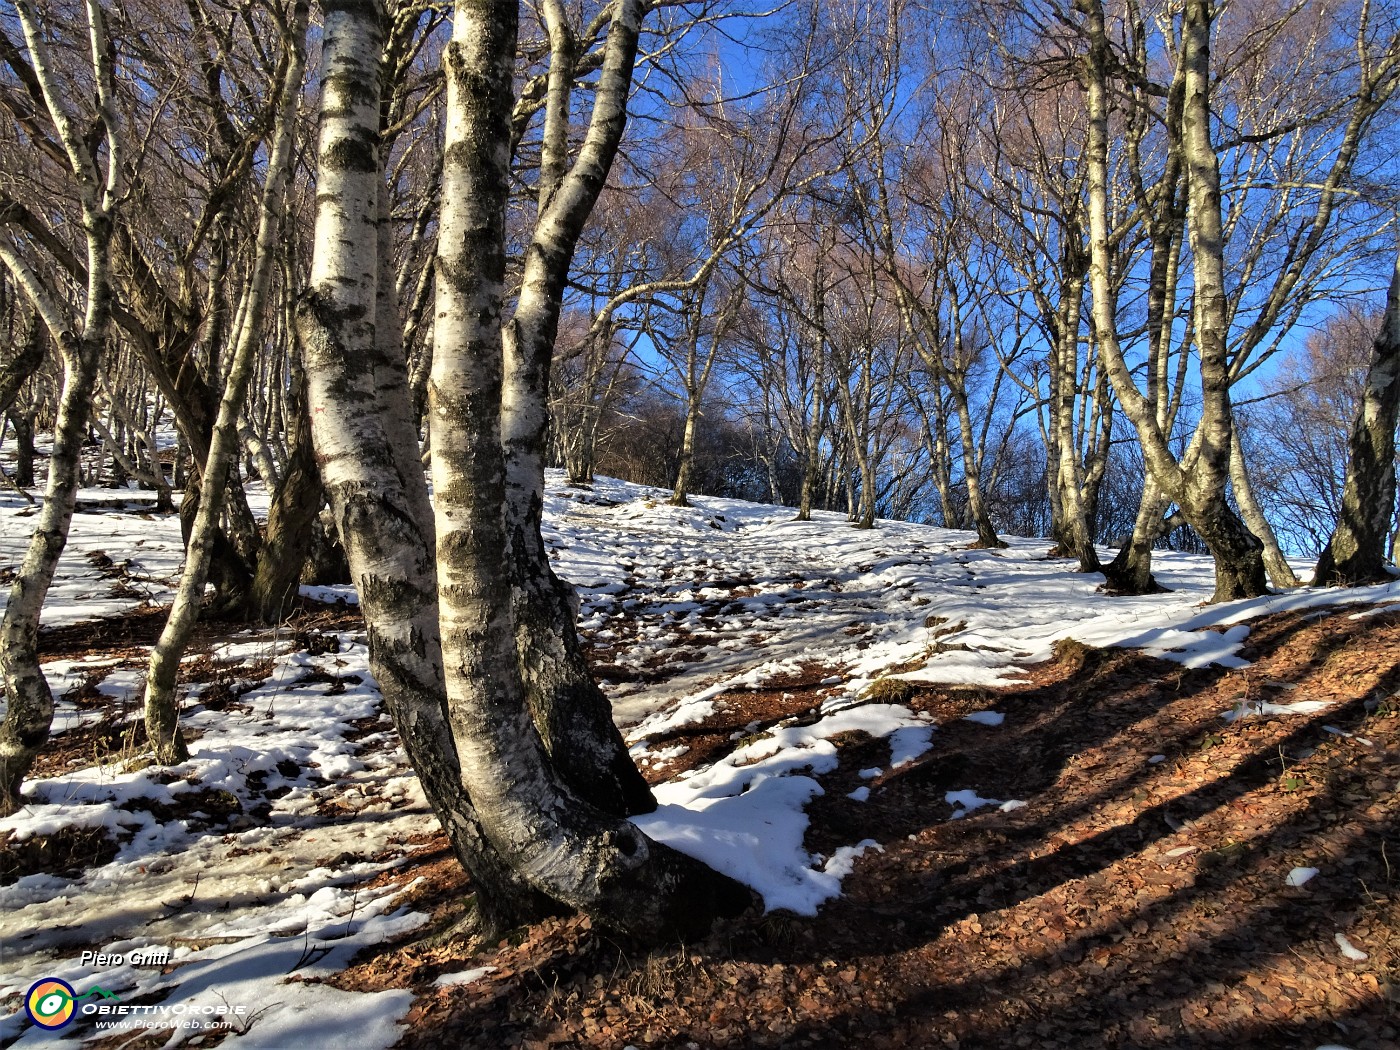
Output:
[{"left": 2, "top": 472, "right": 1396, "bottom": 1043}]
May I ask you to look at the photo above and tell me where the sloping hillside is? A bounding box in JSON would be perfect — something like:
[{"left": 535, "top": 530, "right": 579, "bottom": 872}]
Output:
[{"left": 2, "top": 475, "right": 1398, "bottom": 1049}]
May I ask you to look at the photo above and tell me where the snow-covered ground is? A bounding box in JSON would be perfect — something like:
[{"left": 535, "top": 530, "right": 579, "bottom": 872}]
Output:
[
  {"left": 2, "top": 473, "right": 1398, "bottom": 1048},
  {"left": 0, "top": 489, "right": 184, "bottom": 625}
]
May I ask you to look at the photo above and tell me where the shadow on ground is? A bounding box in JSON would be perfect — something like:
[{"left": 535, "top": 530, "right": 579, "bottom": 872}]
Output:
[{"left": 332, "top": 604, "right": 1400, "bottom": 1050}]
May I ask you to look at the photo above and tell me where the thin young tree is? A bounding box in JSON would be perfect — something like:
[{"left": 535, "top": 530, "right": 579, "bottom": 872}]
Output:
[
  {"left": 0, "top": 0, "right": 125, "bottom": 813},
  {"left": 143, "top": 0, "right": 311, "bottom": 763}
]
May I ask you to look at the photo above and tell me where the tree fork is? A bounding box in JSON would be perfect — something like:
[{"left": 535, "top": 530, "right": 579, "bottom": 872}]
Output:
[
  {"left": 498, "top": 0, "right": 662, "bottom": 813},
  {"left": 434, "top": 0, "right": 748, "bottom": 938},
  {"left": 510, "top": 514, "right": 655, "bottom": 816},
  {"left": 298, "top": 0, "right": 558, "bottom": 936}
]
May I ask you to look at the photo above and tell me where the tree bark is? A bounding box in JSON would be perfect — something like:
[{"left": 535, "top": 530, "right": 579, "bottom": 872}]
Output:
[
  {"left": 950, "top": 372, "right": 1001, "bottom": 547},
  {"left": 144, "top": 0, "right": 310, "bottom": 763},
  {"left": 498, "top": 0, "right": 659, "bottom": 816},
  {"left": 796, "top": 256, "right": 829, "bottom": 521},
  {"left": 1176, "top": 0, "right": 1267, "bottom": 601},
  {"left": 670, "top": 398, "right": 699, "bottom": 508},
  {"left": 1314, "top": 251, "right": 1400, "bottom": 586},
  {"left": 250, "top": 360, "right": 324, "bottom": 620},
  {"left": 0, "top": 310, "right": 105, "bottom": 811},
  {"left": 1229, "top": 435, "right": 1299, "bottom": 588},
  {"left": 12, "top": 410, "right": 35, "bottom": 488},
  {"left": 668, "top": 294, "right": 705, "bottom": 510},
  {"left": 433, "top": 0, "right": 746, "bottom": 937},
  {"left": 1102, "top": 476, "right": 1170, "bottom": 595},
  {"left": 0, "top": 0, "right": 121, "bottom": 813},
  {"left": 301, "top": 0, "right": 554, "bottom": 938},
  {"left": 1079, "top": 0, "right": 1265, "bottom": 602},
  {"left": 1050, "top": 275, "right": 1100, "bottom": 571}
]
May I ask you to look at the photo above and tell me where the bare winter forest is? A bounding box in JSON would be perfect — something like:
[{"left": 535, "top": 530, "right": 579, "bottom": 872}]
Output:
[{"left": 1, "top": 0, "right": 1399, "bottom": 1047}]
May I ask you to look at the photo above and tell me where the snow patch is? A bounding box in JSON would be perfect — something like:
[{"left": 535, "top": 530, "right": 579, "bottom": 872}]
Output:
[
  {"left": 1223, "top": 699, "right": 1333, "bottom": 723},
  {"left": 434, "top": 966, "right": 498, "bottom": 988},
  {"left": 1334, "top": 933, "right": 1368, "bottom": 961},
  {"left": 963, "top": 710, "right": 1005, "bottom": 726}
]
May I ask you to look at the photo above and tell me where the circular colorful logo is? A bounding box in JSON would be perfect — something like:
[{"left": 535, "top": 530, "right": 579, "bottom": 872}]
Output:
[{"left": 25, "top": 978, "right": 77, "bottom": 1030}]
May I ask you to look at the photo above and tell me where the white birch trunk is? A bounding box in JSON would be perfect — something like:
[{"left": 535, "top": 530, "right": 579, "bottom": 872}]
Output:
[
  {"left": 1080, "top": 0, "right": 1265, "bottom": 602},
  {"left": 1176, "top": 0, "right": 1267, "bottom": 601},
  {"left": 497, "top": 0, "right": 656, "bottom": 815},
  {"left": 1050, "top": 274, "right": 1101, "bottom": 571},
  {"left": 1229, "top": 438, "right": 1300, "bottom": 589},
  {"left": 0, "top": 0, "right": 122, "bottom": 813},
  {"left": 300, "top": 0, "right": 551, "bottom": 937},
  {"left": 432, "top": 0, "right": 747, "bottom": 937},
  {"left": 143, "top": 0, "right": 311, "bottom": 764}
]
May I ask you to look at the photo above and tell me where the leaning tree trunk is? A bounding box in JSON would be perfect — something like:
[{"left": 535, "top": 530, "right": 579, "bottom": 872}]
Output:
[
  {"left": 434, "top": 0, "right": 745, "bottom": 938},
  {"left": 0, "top": 310, "right": 45, "bottom": 418},
  {"left": 300, "top": 0, "right": 554, "bottom": 939},
  {"left": 1314, "top": 252, "right": 1400, "bottom": 586},
  {"left": 498, "top": 0, "right": 663, "bottom": 817},
  {"left": 0, "top": 0, "right": 121, "bottom": 813},
  {"left": 1229, "top": 436, "right": 1299, "bottom": 588},
  {"left": 1181, "top": 478, "right": 1267, "bottom": 600},
  {"left": 0, "top": 317, "right": 104, "bottom": 811},
  {"left": 143, "top": 0, "right": 310, "bottom": 763}
]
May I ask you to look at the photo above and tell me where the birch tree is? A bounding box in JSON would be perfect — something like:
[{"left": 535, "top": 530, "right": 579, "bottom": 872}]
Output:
[
  {"left": 1314, "top": 249, "right": 1400, "bottom": 585},
  {"left": 298, "top": 0, "right": 562, "bottom": 940},
  {"left": 143, "top": 0, "right": 310, "bottom": 763},
  {"left": 981, "top": 107, "right": 1111, "bottom": 572},
  {"left": 301, "top": 0, "right": 749, "bottom": 940},
  {"left": 0, "top": 0, "right": 124, "bottom": 813},
  {"left": 1076, "top": 0, "right": 1399, "bottom": 600},
  {"left": 659, "top": 276, "right": 743, "bottom": 508}
]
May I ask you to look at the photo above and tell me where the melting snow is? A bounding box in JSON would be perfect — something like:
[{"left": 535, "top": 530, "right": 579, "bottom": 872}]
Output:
[
  {"left": 3, "top": 471, "right": 1394, "bottom": 1040},
  {"left": 1223, "top": 699, "right": 1335, "bottom": 723},
  {"left": 964, "top": 710, "right": 1005, "bottom": 726},
  {"left": 1334, "top": 933, "right": 1368, "bottom": 961}
]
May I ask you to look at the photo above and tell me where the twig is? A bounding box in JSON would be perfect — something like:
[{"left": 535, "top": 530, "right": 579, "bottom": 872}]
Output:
[
  {"left": 0, "top": 455, "right": 35, "bottom": 504},
  {"left": 160, "top": 872, "right": 201, "bottom": 915}
]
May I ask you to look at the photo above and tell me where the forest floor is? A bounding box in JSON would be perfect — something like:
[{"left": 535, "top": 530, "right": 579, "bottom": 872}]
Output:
[
  {"left": 2, "top": 480, "right": 1399, "bottom": 1050},
  {"left": 344, "top": 600, "right": 1400, "bottom": 1050}
]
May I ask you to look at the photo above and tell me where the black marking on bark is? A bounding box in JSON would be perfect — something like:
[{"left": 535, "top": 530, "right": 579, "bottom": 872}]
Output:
[
  {"left": 321, "top": 130, "right": 379, "bottom": 173},
  {"left": 321, "top": 0, "right": 383, "bottom": 22}
]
